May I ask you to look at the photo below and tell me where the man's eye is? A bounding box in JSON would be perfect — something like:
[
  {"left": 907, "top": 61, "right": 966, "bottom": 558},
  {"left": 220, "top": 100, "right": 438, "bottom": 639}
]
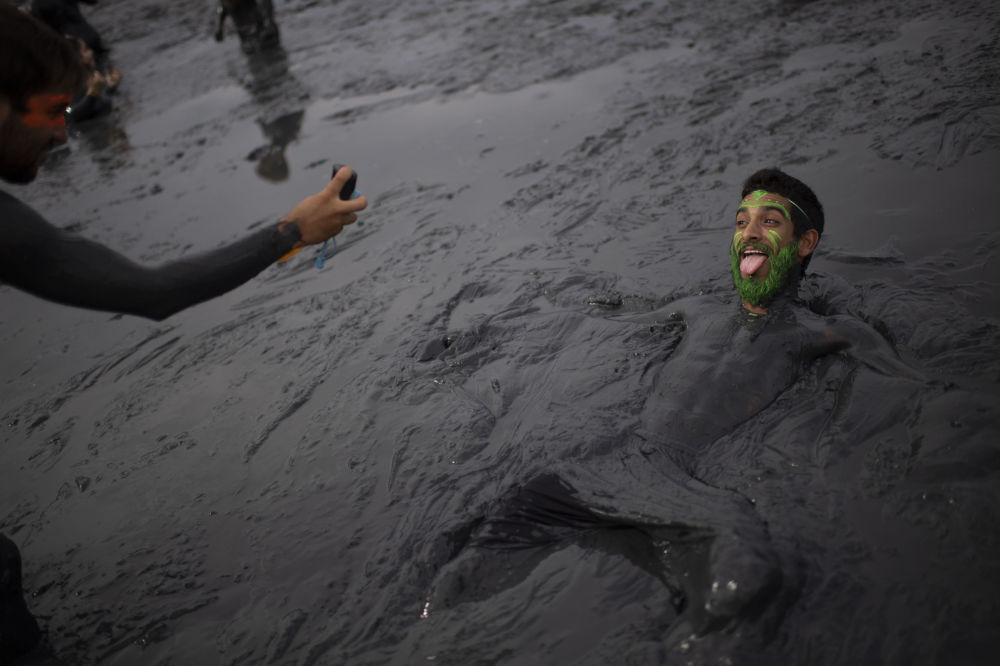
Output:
[
  {"left": 765, "top": 218, "right": 780, "bottom": 225},
  {"left": 736, "top": 219, "right": 747, "bottom": 226}
]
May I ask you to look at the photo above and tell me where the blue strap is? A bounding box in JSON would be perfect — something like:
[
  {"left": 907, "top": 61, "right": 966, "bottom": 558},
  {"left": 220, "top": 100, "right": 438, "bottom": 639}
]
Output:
[
  {"left": 315, "top": 236, "right": 338, "bottom": 269},
  {"left": 314, "top": 188, "right": 360, "bottom": 269}
]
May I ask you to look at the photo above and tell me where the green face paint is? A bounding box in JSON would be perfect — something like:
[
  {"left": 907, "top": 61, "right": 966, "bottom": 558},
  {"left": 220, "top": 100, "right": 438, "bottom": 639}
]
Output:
[
  {"left": 766, "top": 229, "right": 782, "bottom": 250},
  {"left": 739, "top": 189, "right": 813, "bottom": 225},
  {"left": 733, "top": 230, "right": 744, "bottom": 248},
  {"left": 730, "top": 241, "right": 800, "bottom": 307},
  {"left": 738, "top": 190, "right": 793, "bottom": 221}
]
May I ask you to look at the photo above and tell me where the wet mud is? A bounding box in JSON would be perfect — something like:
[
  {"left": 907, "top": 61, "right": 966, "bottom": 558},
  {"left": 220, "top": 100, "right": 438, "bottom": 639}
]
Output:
[{"left": 2, "top": 0, "right": 1000, "bottom": 664}]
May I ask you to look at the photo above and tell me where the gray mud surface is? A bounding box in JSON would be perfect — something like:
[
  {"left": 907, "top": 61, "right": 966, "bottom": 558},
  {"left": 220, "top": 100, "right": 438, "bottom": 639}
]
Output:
[{"left": 3, "top": 0, "right": 1000, "bottom": 664}]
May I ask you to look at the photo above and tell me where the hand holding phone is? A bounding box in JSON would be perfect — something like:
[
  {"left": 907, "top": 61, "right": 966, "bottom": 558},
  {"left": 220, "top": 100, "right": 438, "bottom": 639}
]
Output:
[
  {"left": 277, "top": 162, "right": 363, "bottom": 266},
  {"left": 331, "top": 163, "right": 360, "bottom": 200},
  {"left": 315, "top": 164, "right": 362, "bottom": 268}
]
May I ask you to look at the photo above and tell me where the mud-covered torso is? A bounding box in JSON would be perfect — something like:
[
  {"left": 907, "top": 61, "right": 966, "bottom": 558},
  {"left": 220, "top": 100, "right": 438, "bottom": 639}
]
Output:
[{"left": 641, "top": 294, "right": 838, "bottom": 453}]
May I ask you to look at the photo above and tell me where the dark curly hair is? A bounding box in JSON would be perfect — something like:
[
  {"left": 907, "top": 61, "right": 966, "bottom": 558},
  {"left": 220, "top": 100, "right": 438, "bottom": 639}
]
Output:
[
  {"left": 0, "top": 3, "right": 86, "bottom": 112},
  {"left": 741, "top": 167, "right": 824, "bottom": 272}
]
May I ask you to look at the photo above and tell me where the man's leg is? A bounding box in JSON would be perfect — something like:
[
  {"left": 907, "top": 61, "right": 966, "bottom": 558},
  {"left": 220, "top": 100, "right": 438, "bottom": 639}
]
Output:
[
  {"left": 258, "top": 0, "right": 276, "bottom": 21},
  {"left": 214, "top": 2, "right": 228, "bottom": 42},
  {"left": 0, "top": 534, "right": 41, "bottom": 662},
  {"left": 258, "top": 0, "right": 280, "bottom": 46},
  {"left": 425, "top": 474, "right": 604, "bottom": 609}
]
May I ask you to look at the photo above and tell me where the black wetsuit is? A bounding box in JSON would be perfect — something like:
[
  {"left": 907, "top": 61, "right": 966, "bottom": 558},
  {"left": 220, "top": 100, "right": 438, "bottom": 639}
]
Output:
[
  {"left": 1, "top": 188, "right": 301, "bottom": 659},
  {"left": 0, "top": 535, "right": 40, "bottom": 663},
  {"left": 0, "top": 188, "right": 300, "bottom": 320}
]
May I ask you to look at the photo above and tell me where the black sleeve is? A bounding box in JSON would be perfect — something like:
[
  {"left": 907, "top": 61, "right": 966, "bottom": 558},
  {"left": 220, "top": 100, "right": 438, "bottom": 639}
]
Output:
[{"left": 0, "top": 190, "right": 300, "bottom": 321}]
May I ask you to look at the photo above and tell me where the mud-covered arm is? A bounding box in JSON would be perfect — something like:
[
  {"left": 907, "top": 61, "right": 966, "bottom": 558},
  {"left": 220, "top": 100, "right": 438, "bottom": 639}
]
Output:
[
  {"left": 823, "top": 315, "right": 927, "bottom": 382},
  {"left": 612, "top": 293, "right": 717, "bottom": 327},
  {"left": 0, "top": 195, "right": 299, "bottom": 321}
]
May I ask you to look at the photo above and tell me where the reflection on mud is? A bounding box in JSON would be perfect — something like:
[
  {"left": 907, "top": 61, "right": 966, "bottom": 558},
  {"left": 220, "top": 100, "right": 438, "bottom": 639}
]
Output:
[
  {"left": 248, "top": 110, "right": 303, "bottom": 182},
  {"left": 242, "top": 45, "right": 307, "bottom": 183},
  {"left": 3, "top": 0, "right": 1000, "bottom": 664}
]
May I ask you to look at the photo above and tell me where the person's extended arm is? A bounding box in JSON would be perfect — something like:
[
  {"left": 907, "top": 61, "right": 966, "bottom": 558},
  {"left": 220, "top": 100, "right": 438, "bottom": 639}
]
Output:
[
  {"left": 822, "top": 315, "right": 927, "bottom": 382},
  {"left": 0, "top": 168, "right": 367, "bottom": 320}
]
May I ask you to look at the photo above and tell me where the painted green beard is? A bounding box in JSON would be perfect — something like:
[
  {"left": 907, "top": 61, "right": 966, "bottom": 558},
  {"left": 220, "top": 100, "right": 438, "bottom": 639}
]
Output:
[{"left": 730, "top": 241, "right": 800, "bottom": 307}]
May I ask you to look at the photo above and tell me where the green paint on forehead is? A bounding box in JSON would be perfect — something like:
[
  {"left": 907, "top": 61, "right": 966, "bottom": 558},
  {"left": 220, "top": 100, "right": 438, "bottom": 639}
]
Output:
[{"left": 738, "top": 190, "right": 792, "bottom": 221}]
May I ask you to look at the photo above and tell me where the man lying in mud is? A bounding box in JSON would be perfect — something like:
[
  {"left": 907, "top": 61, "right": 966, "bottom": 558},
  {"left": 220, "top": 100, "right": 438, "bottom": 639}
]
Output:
[
  {"left": 0, "top": 6, "right": 365, "bottom": 660},
  {"left": 639, "top": 168, "right": 920, "bottom": 451},
  {"left": 425, "top": 167, "right": 923, "bottom": 651}
]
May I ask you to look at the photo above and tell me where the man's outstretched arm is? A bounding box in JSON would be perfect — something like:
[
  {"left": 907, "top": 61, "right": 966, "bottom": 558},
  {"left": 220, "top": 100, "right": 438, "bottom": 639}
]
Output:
[
  {"left": 0, "top": 168, "right": 367, "bottom": 320},
  {"left": 823, "top": 316, "right": 927, "bottom": 383}
]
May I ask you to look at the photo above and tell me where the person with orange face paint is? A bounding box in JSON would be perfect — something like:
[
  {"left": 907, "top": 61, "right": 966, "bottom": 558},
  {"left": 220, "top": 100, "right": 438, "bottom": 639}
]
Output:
[
  {"left": 0, "top": 7, "right": 368, "bottom": 660},
  {"left": 18, "top": 93, "right": 73, "bottom": 130},
  {"left": 0, "top": 4, "right": 366, "bottom": 319}
]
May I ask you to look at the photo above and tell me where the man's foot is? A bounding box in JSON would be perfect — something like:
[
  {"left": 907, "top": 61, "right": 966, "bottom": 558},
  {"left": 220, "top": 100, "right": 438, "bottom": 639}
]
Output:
[{"left": 0, "top": 535, "right": 42, "bottom": 662}]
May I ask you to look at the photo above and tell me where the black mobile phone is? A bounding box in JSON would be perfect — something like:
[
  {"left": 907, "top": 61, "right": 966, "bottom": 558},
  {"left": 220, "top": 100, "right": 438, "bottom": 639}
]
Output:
[{"left": 331, "top": 163, "right": 358, "bottom": 200}]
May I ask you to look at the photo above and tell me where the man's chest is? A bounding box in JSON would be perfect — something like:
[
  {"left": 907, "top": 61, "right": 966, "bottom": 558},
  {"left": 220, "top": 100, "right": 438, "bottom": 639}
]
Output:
[{"left": 654, "top": 315, "right": 811, "bottom": 408}]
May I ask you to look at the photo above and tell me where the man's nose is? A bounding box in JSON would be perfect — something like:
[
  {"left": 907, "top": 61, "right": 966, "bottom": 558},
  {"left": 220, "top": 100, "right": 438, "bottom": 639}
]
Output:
[{"left": 743, "top": 218, "right": 764, "bottom": 240}]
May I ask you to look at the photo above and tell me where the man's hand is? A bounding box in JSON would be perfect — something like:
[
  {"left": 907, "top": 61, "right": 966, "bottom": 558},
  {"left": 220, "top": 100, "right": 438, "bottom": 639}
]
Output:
[
  {"left": 85, "top": 71, "right": 107, "bottom": 97},
  {"left": 281, "top": 166, "right": 368, "bottom": 248},
  {"left": 105, "top": 67, "right": 123, "bottom": 90}
]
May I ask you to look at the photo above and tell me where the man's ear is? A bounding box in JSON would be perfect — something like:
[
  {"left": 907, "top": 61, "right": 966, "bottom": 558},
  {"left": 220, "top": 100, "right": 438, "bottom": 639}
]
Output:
[{"left": 797, "top": 228, "right": 819, "bottom": 260}]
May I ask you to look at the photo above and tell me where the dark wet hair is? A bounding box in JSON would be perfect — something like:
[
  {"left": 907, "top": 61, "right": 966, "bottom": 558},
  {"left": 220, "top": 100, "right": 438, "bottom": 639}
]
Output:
[
  {"left": 741, "top": 167, "right": 824, "bottom": 272},
  {"left": 0, "top": 4, "right": 86, "bottom": 112},
  {"left": 741, "top": 167, "right": 825, "bottom": 239}
]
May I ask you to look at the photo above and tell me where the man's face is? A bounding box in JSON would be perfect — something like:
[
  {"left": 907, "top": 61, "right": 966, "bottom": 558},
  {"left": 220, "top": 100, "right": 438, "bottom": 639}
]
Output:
[
  {"left": 0, "top": 89, "right": 72, "bottom": 185},
  {"left": 730, "top": 190, "right": 803, "bottom": 306}
]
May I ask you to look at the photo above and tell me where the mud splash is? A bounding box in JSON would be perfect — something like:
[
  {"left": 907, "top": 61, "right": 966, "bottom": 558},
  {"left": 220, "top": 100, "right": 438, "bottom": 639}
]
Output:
[{"left": 2, "top": 0, "right": 999, "bottom": 664}]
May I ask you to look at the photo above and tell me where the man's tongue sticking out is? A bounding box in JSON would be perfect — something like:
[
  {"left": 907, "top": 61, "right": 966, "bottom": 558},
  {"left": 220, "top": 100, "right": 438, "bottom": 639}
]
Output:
[{"left": 740, "top": 252, "right": 768, "bottom": 277}]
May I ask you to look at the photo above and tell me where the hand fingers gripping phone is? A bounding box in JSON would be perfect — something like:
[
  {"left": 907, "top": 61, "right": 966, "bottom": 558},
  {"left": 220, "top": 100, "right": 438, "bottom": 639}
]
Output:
[
  {"left": 331, "top": 163, "right": 359, "bottom": 200},
  {"left": 277, "top": 163, "right": 360, "bottom": 266},
  {"left": 316, "top": 164, "right": 361, "bottom": 268}
]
